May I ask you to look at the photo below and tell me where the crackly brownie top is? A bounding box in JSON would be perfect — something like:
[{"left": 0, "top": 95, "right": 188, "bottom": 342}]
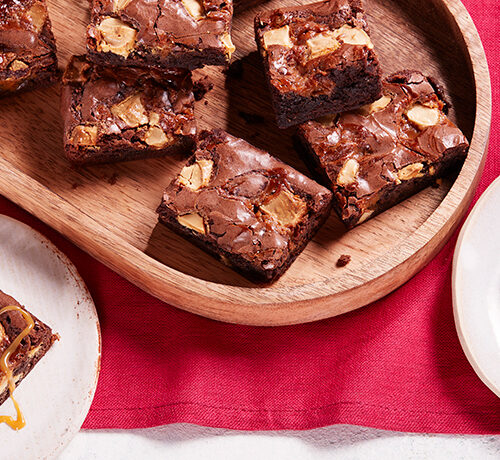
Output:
[
  {"left": 0, "top": 0, "right": 56, "bottom": 72},
  {"left": 87, "top": 0, "right": 234, "bottom": 59},
  {"left": 160, "top": 129, "right": 331, "bottom": 270},
  {"left": 0, "top": 290, "right": 54, "bottom": 373},
  {"left": 299, "top": 70, "right": 469, "bottom": 221},
  {"left": 62, "top": 55, "right": 196, "bottom": 150},
  {"left": 255, "top": 0, "right": 377, "bottom": 96}
]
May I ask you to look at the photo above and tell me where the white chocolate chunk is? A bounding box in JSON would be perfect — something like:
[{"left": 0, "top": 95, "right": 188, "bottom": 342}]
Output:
[
  {"left": 306, "top": 31, "right": 340, "bottom": 60},
  {"left": 260, "top": 189, "right": 307, "bottom": 227},
  {"left": 96, "top": 17, "right": 137, "bottom": 57},
  {"left": 111, "top": 94, "right": 148, "bottom": 128},
  {"left": 178, "top": 159, "right": 214, "bottom": 191},
  {"left": 337, "top": 158, "right": 359, "bottom": 186},
  {"left": 71, "top": 125, "right": 98, "bottom": 146},
  {"left": 357, "top": 95, "right": 392, "bottom": 116},
  {"left": 182, "top": 0, "right": 205, "bottom": 19},
  {"left": 9, "top": 60, "right": 28, "bottom": 71},
  {"left": 357, "top": 209, "right": 374, "bottom": 224},
  {"left": 397, "top": 163, "right": 424, "bottom": 181},
  {"left": 113, "top": 0, "right": 133, "bottom": 11},
  {"left": 178, "top": 213, "right": 206, "bottom": 234},
  {"left": 333, "top": 25, "right": 373, "bottom": 49},
  {"left": 220, "top": 33, "right": 236, "bottom": 57},
  {"left": 406, "top": 103, "right": 441, "bottom": 129},
  {"left": 263, "top": 25, "right": 293, "bottom": 50},
  {"left": 144, "top": 126, "right": 170, "bottom": 147},
  {"left": 27, "top": 3, "right": 47, "bottom": 32}
]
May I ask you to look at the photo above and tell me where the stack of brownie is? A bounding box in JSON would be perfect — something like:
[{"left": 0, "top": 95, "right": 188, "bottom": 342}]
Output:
[{"left": 0, "top": 0, "right": 470, "bottom": 283}]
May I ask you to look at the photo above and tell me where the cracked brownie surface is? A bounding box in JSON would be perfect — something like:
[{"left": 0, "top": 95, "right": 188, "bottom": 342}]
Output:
[
  {"left": 0, "top": 290, "right": 58, "bottom": 407},
  {"left": 297, "top": 70, "right": 469, "bottom": 228},
  {"left": 157, "top": 129, "right": 332, "bottom": 282},
  {"left": 0, "top": 0, "right": 58, "bottom": 96},
  {"left": 61, "top": 55, "right": 197, "bottom": 165},
  {"left": 87, "top": 0, "right": 234, "bottom": 70},
  {"left": 254, "top": 0, "right": 381, "bottom": 128}
]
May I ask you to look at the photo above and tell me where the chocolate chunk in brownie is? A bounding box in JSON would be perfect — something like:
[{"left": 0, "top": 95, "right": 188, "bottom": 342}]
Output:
[
  {"left": 86, "top": 0, "right": 235, "bottom": 70},
  {"left": 61, "top": 55, "right": 197, "bottom": 165},
  {"left": 254, "top": 0, "right": 382, "bottom": 128},
  {"left": 0, "top": 290, "right": 58, "bottom": 407},
  {"left": 296, "top": 70, "right": 469, "bottom": 228},
  {"left": 0, "top": 0, "right": 58, "bottom": 97},
  {"left": 157, "top": 129, "right": 332, "bottom": 282}
]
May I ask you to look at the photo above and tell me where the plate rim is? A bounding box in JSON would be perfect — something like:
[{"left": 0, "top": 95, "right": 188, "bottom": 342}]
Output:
[
  {"left": 0, "top": 214, "right": 102, "bottom": 459},
  {"left": 452, "top": 175, "right": 500, "bottom": 398},
  {"left": 0, "top": 0, "right": 492, "bottom": 326}
]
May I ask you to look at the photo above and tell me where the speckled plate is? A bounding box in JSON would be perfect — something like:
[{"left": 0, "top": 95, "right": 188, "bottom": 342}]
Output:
[
  {"left": 453, "top": 176, "right": 500, "bottom": 398},
  {"left": 0, "top": 215, "right": 101, "bottom": 459}
]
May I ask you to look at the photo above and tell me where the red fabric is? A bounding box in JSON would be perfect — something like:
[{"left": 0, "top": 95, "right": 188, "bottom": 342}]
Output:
[{"left": 1, "top": 0, "right": 499, "bottom": 434}]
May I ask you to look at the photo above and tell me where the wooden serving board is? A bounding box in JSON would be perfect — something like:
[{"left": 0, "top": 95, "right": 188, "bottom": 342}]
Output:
[{"left": 0, "top": 0, "right": 490, "bottom": 325}]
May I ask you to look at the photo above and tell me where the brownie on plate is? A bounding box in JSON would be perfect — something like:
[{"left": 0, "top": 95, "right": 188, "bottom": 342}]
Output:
[
  {"left": 61, "top": 55, "right": 197, "bottom": 165},
  {"left": 0, "top": 290, "right": 58, "bottom": 408},
  {"left": 254, "top": 0, "right": 381, "bottom": 128},
  {"left": 296, "top": 70, "right": 469, "bottom": 228},
  {"left": 86, "top": 0, "right": 235, "bottom": 70},
  {"left": 157, "top": 129, "right": 332, "bottom": 282},
  {"left": 0, "top": 0, "right": 58, "bottom": 97}
]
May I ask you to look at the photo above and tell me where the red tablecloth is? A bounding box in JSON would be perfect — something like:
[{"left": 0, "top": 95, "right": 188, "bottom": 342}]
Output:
[{"left": 1, "top": 0, "right": 499, "bottom": 435}]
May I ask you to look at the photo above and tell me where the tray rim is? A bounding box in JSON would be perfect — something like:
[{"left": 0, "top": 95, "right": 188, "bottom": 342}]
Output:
[{"left": 0, "top": 0, "right": 492, "bottom": 326}]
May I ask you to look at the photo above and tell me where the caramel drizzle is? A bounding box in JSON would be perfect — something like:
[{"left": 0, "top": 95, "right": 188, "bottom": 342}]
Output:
[{"left": 0, "top": 305, "right": 34, "bottom": 430}]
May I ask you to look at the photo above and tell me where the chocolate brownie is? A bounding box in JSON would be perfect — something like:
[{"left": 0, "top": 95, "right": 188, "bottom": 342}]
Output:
[
  {"left": 0, "top": 0, "right": 58, "bottom": 97},
  {"left": 61, "top": 55, "right": 197, "bottom": 165},
  {"left": 157, "top": 129, "right": 332, "bottom": 282},
  {"left": 87, "top": 0, "right": 235, "bottom": 70},
  {"left": 296, "top": 70, "right": 469, "bottom": 228},
  {"left": 0, "top": 290, "right": 58, "bottom": 408},
  {"left": 254, "top": 0, "right": 381, "bottom": 129}
]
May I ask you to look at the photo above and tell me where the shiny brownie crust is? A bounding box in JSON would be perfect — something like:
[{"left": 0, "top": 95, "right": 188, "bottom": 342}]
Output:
[
  {"left": 296, "top": 70, "right": 470, "bottom": 228},
  {"left": 61, "top": 55, "right": 197, "bottom": 165},
  {"left": 254, "top": 0, "right": 382, "bottom": 128},
  {"left": 86, "top": 0, "right": 234, "bottom": 70},
  {"left": 157, "top": 129, "right": 332, "bottom": 282}
]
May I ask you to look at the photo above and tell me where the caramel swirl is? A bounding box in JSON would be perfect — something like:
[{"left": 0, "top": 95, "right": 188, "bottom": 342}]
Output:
[{"left": 0, "top": 305, "right": 34, "bottom": 430}]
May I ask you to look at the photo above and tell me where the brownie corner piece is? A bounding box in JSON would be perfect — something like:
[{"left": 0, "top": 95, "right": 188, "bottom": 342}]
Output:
[
  {"left": 157, "top": 129, "right": 332, "bottom": 282},
  {"left": 61, "top": 55, "right": 197, "bottom": 165},
  {"left": 86, "top": 0, "right": 235, "bottom": 70},
  {"left": 0, "top": 0, "right": 58, "bottom": 97},
  {"left": 297, "top": 70, "right": 469, "bottom": 228},
  {"left": 254, "top": 0, "right": 382, "bottom": 129},
  {"left": 0, "top": 290, "right": 58, "bottom": 407}
]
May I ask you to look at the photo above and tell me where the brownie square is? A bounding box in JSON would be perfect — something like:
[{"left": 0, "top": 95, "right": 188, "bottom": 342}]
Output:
[
  {"left": 86, "top": 0, "right": 235, "bottom": 70},
  {"left": 0, "top": 0, "right": 58, "bottom": 97},
  {"left": 254, "top": 0, "right": 382, "bottom": 129},
  {"left": 296, "top": 70, "right": 470, "bottom": 228},
  {"left": 61, "top": 55, "right": 197, "bottom": 165},
  {"left": 0, "top": 290, "right": 58, "bottom": 407},
  {"left": 157, "top": 129, "right": 332, "bottom": 282}
]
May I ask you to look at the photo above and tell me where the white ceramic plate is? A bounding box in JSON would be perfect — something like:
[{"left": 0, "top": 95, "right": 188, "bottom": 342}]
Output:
[
  {"left": 453, "top": 175, "right": 500, "bottom": 398},
  {"left": 0, "top": 215, "right": 101, "bottom": 459}
]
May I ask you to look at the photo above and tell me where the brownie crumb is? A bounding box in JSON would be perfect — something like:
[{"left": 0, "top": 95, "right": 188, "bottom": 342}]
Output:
[
  {"left": 193, "top": 76, "right": 213, "bottom": 101},
  {"left": 239, "top": 111, "right": 265, "bottom": 124},
  {"left": 224, "top": 59, "right": 244, "bottom": 79},
  {"left": 336, "top": 254, "right": 351, "bottom": 267},
  {"left": 108, "top": 173, "right": 119, "bottom": 185}
]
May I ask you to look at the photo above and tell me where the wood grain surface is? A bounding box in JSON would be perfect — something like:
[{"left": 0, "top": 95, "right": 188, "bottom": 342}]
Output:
[{"left": 0, "top": 0, "right": 491, "bottom": 325}]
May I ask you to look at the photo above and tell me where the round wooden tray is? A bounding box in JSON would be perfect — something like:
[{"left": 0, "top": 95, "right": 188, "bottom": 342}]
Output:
[{"left": 0, "top": 0, "right": 491, "bottom": 325}]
